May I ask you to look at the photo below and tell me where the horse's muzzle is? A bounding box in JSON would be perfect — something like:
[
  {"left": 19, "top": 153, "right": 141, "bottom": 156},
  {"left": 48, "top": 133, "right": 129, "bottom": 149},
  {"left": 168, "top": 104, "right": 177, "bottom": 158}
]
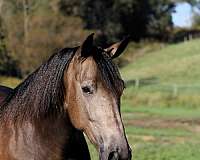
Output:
[
  {"left": 109, "top": 147, "right": 132, "bottom": 160},
  {"left": 100, "top": 144, "right": 132, "bottom": 160}
]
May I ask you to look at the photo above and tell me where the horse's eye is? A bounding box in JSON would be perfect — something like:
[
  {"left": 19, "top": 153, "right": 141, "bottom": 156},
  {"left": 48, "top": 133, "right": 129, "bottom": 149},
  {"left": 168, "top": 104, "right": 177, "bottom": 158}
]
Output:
[{"left": 82, "top": 86, "right": 93, "bottom": 94}]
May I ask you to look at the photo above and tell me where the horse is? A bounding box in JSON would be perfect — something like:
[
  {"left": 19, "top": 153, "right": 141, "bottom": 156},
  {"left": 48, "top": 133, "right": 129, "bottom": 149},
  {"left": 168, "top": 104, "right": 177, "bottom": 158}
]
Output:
[{"left": 0, "top": 33, "right": 132, "bottom": 160}]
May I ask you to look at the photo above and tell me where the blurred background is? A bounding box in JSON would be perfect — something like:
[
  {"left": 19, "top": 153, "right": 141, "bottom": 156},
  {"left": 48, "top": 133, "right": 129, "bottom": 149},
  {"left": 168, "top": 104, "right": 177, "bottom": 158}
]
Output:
[{"left": 1, "top": 0, "right": 200, "bottom": 159}]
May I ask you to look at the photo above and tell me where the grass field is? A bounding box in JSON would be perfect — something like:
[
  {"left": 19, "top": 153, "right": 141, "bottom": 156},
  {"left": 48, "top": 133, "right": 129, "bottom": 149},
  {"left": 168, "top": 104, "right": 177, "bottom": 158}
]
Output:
[
  {"left": 119, "top": 39, "right": 200, "bottom": 160},
  {"left": 1, "top": 39, "right": 200, "bottom": 160},
  {"left": 0, "top": 76, "right": 21, "bottom": 88}
]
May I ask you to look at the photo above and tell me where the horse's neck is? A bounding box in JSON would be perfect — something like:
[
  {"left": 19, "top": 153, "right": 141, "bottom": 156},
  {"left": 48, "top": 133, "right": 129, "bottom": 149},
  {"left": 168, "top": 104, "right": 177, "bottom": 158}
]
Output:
[{"left": 0, "top": 116, "right": 73, "bottom": 160}]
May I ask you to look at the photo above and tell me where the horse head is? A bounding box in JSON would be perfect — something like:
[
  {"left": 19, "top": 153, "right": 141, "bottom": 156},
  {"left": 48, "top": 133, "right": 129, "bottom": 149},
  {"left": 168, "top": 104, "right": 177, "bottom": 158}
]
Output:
[{"left": 64, "top": 34, "right": 132, "bottom": 160}]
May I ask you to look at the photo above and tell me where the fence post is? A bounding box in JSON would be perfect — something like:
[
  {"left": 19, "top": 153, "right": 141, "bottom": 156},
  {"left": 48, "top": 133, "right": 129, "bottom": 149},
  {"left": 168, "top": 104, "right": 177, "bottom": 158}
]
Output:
[
  {"left": 172, "top": 84, "right": 178, "bottom": 97},
  {"left": 189, "top": 34, "right": 193, "bottom": 41},
  {"left": 135, "top": 78, "right": 140, "bottom": 89},
  {"left": 184, "top": 36, "right": 188, "bottom": 42}
]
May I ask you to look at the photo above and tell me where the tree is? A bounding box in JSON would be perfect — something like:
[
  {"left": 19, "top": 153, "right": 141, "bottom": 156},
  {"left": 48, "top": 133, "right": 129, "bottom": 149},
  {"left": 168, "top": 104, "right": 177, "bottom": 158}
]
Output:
[
  {"left": 1, "top": 0, "right": 89, "bottom": 76},
  {"left": 146, "top": 0, "right": 175, "bottom": 40},
  {"left": 0, "top": 0, "right": 21, "bottom": 77},
  {"left": 58, "top": 0, "right": 80, "bottom": 16},
  {"left": 22, "top": 0, "right": 40, "bottom": 70},
  {"left": 192, "top": 12, "right": 200, "bottom": 27},
  {"left": 0, "top": 13, "right": 21, "bottom": 76},
  {"left": 59, "top": 0, "right": 175, "bottom": 44}
]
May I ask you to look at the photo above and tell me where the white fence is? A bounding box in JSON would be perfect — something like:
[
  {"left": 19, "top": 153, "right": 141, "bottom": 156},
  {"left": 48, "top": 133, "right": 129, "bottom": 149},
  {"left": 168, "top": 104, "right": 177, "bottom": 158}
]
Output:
[{"left": 125, "top": 78, "right": 200, "bottom": 97}]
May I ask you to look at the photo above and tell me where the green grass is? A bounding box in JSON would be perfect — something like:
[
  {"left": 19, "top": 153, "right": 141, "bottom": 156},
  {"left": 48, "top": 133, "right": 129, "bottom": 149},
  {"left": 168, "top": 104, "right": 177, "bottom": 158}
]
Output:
[
  {"left": 121, "top": 39, "right": 200, "bottom": 84},
  {"left": 133, "top": 143, "right": 200, "bottom": 160},
  {"left": 121, "top": 105, "right": 200, "bottom": 119},
  {"left": 0, "top": 76, "right": 21, "bottom": 88},
  {"left": 121, "top": 39, "right": 200, "bottom": 108},
  {"left": 125, "top": 126, "right": 192, "bottom": 137}
]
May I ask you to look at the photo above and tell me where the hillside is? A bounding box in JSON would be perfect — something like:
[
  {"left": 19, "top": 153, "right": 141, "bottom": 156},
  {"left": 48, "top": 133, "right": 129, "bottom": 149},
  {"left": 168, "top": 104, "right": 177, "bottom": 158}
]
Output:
[
  {"left": 122, "top": 39, "right": 200, "bottom": 84},
  {"left": 121, "top": 39, "right": 200, "bottom": 109}
]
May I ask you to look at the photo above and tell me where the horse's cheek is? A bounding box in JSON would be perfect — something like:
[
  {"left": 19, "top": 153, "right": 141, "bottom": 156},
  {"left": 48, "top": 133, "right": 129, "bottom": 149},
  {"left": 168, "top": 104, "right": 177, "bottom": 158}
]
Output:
[
  {"left": 67, "top": 94, "right": 86, "bottom": 130},
  {"left": 69, "top": 105, "right": 83, "bottom": 129}
]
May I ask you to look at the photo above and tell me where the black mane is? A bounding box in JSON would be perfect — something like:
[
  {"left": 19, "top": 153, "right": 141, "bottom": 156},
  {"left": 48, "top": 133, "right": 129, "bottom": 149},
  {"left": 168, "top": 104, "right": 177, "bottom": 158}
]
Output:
[
  {"left": 0, "top": 46, "right": 124, "bottom": 122},
  {"left": 0, "top": 47, "right": 77, "bottom": 121}
]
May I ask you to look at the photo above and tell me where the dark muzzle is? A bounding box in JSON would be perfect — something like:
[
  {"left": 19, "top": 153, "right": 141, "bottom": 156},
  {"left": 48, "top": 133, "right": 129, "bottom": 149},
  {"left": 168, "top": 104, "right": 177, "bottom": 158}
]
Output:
[
  {"left": 108, "top": 151, "right": 119, "bottom": 160},
  {"left": 101, "top": 145, "right": 132, "bottom": 160}
]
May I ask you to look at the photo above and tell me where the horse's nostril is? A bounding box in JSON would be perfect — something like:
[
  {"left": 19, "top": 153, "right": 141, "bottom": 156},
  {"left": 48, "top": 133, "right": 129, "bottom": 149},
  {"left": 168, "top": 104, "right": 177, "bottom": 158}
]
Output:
[{"left": 108, "top": 151, "right": 119, "bottom": 160}]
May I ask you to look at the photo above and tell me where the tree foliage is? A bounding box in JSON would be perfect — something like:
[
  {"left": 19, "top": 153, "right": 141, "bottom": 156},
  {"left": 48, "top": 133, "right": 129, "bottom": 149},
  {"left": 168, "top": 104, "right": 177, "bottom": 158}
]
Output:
[
  {"left": 0, "top": 0, "right": 194, "bottom": 77},
  {"left": 0, "top": 18, "right": 21, "bottom": 77},
  {"left": 59, "top": 0, "right": 175, "bottom": 44},
  {"left": 1, "top": 0, "right": 89, "bottom": 77}
]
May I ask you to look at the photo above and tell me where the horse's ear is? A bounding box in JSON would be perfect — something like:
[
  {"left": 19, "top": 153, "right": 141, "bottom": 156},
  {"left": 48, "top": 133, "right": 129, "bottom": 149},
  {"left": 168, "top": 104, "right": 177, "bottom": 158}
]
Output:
[
  {"left": 81, "top": 33, "right": 94, "bottom": 58},
  {"left": 104, "top": 36, "right": 130, "bottom": 59}
]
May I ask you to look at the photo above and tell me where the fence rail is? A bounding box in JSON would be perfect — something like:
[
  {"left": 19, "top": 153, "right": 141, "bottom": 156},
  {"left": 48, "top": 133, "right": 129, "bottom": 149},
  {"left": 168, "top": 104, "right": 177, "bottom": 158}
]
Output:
[{"left": 125, "top": 78, "right": 200, "bottom": 97}]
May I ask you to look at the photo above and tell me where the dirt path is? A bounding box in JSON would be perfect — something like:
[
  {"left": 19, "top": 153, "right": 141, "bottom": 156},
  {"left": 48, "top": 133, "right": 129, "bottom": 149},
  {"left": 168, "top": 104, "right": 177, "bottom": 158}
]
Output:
[{"left": 125, "top": 117, "right": 200, "bottom": 133}]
